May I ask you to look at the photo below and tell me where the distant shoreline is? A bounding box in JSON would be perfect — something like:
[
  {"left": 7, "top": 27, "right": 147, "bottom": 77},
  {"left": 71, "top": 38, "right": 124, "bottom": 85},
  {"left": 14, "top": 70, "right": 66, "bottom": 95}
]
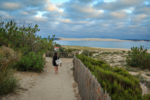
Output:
[
  {"left": 63, "top": 45, "right": 150, "bottom": 53},
  {"left": 56, "top": 38, "right": 150, "bottom": 42}
]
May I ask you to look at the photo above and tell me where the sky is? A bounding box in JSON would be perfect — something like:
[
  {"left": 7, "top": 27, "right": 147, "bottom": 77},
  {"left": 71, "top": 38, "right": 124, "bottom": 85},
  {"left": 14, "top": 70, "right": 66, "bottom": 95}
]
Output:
[{"left": 0, "top": 0, "right": 150, "bottom": 40}]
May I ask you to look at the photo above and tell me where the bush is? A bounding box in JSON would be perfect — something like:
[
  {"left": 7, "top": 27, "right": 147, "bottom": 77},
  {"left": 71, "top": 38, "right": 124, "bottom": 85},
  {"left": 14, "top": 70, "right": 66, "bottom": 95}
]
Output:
[
  {"left": 0, "top": 46, "right": 18, "bottom": 95},
  {"left": 126, "top": 46, "right": 150, "bottom": 69},
  {"left": 15, "top": 52, "right": 45, "bottom": 72},
  {"left": 0, "top": 69, "right": 18, "bottom": 95},
  {"left": 76, "top": 54, "right": 142, "bottom": 100},
  {"left": 143, "top": 94, "right": 150, "bottom": 100},
  {"left": 82, "top": 50, "right": 93, "bottom": 56}
]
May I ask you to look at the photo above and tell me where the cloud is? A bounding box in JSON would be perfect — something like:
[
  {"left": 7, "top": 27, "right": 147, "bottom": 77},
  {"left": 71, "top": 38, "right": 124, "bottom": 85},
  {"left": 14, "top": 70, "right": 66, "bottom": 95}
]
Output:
[
  {"left": 95, "top": 0, "right": 143, "bottom": 11},
  {"left": 63, "top": 2, "right": 104, "bottom": 20},
  {"left": 33, "top": 11, "right": 48, "bottom": 22},
  {"left": 24, "top": 0, "right": 47, "bottom": 6},
  {"left": 58, "top": 18, "right": 72, "bottom": 23},
  {"left": 134, "top": 6, "right": 150, "bottom": 15},
  {"left": 45, "top": 2, "right": 64, "bottom": 13},
  {"left": 111, "top": 10, "right": 127, "bottom": 19},
  {"left": 0, "top": 0, "right": 149, "bottom": 40},
  {"left": 77, "top": 0, "right": 94, "bottom": 3},
  {"left": 132, "top": 14, "right": 147, "bottom": 23},
  {"left": 21, "top": 11, "right": 29, "bottom": 15},
  {"left": 1, "top": 2, "right": 22, "bottom": 10}
]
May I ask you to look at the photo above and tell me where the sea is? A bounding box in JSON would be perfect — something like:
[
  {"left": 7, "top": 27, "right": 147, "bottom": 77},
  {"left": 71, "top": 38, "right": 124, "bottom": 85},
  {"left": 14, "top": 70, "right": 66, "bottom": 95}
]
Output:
[{"left": 54, "top": 40, "right": 150, "bottom": 49}]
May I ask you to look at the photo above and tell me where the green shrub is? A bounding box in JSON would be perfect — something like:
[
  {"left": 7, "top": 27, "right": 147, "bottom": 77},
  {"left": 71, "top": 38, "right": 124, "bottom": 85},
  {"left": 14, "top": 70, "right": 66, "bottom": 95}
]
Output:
[
  {"left": 0, "top": 19, "right": 54, "bottom": 55},
  {"left": 76, "top": 54, "right": 142, "bottom": 100},
  {"left": 143, "top": 94, "right": 150, "bottom": 100},
  {"left": 126, "top": 46, "right": 150, "bottom": 69},
  {"left": 0, "top": 69, "right": 18, "bottom": 95},
  {"left": 0, "top": 46, "right": 18, "bottom": 95},
  {"left": 15, "top": 52, "right": 45, "bottom": 72}
]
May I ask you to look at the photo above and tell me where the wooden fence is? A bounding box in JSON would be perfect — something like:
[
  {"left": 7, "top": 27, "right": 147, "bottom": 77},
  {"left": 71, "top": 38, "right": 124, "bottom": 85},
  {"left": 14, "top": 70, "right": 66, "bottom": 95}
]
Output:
[{"left": 73, "top": 57, "right": 111, "bottom": 100}]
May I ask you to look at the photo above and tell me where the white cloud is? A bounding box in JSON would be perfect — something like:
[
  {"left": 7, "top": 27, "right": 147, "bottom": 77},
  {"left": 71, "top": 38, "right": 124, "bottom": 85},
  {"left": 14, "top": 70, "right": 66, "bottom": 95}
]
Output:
[
  {"left": 34, "top": 11, "right": 48, "bottom": 22},
  {"left": 74, "top": 4, "right": 104, "bottom": 15},
  {"left": 104, "top": 0, "right": 116, "bottom": 3},
  {"left": 59, "top": 18, "right": 72, "bottom": 23},
  {"left": 111, "top": 11, "right": 127, "bottom": 19},
  {"left": 45, "top": 0, "right": 64, "bottom": 13},
  {"left": 123, "top": 7, "right": 134, "bottom": 14},
  {"left": 1, "top": 2, "right": 22, "bottom": 10},
  {"left": 64, "top": 3, "right": 104, "bottom": 19}
]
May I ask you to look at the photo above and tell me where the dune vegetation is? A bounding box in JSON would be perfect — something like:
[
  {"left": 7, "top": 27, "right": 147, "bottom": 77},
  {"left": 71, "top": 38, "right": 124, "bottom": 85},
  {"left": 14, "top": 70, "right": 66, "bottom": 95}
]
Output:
[
  {"left": 0, "top": 46, "right": 18, "bottom": 95},
  {"left": 77, "top": 54, "right": 150, "bottom": 100},
  {"left": 0, "top": 19, "right": 54, "bottom": 95},
  {"left": 60, "top": 45, "right": 150, "bottom": 97},
  {"left": 127, "top": 46, "right": 150, "bottom": 69}
]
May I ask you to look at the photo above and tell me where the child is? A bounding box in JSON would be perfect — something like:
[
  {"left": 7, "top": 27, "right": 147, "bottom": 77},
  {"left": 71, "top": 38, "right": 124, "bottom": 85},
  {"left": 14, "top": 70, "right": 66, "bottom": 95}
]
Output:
[{"left": 52, "top": 52, "right": 59, "bottom": 74}]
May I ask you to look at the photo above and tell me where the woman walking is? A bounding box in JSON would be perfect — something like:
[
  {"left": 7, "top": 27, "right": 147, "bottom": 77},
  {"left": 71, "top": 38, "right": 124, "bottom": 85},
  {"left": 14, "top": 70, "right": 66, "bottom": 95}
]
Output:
[{"left": 52, "top": 52, "right": 59, "bottom": 74}]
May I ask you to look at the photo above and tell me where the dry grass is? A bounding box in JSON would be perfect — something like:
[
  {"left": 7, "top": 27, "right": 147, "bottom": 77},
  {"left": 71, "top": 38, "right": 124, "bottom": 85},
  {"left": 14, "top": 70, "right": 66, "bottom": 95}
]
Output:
[{"left": 0, "top": 46, "right": 19, "bottom": 95}]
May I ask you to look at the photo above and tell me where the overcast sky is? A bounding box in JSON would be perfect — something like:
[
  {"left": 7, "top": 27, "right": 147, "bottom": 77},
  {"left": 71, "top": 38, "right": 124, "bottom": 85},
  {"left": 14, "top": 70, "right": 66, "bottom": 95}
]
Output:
[{"left": 0, "top": 0, "right": 150, "bottom": 39}]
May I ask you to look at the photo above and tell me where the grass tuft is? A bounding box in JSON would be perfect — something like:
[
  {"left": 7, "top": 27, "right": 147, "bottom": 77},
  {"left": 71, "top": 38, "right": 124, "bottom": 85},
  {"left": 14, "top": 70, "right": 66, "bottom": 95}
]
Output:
[{"left": 0, "top": 46, "right": 18, "bottom": 95}]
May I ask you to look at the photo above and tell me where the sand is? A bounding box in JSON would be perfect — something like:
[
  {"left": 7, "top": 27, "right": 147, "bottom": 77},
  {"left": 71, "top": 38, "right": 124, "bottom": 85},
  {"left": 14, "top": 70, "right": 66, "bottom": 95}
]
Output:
[
  {"left": 2, "top": 58, "right": 79, "bottom": 100},
  {"left": 59, "top": 38, "right": 131, "bottom": 42}
]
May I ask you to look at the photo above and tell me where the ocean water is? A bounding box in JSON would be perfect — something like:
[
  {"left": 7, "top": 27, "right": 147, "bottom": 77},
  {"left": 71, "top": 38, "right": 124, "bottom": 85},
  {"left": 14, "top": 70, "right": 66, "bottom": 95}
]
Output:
[{"left": 54, "top": 40, "right": 150, "bottom": 49}]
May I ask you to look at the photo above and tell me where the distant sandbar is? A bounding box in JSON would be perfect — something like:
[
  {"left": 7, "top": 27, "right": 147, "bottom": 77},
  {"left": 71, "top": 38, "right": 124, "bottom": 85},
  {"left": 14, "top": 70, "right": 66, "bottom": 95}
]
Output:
[{"left": 59, "top": 38, "right": 133, "bottom": 42}]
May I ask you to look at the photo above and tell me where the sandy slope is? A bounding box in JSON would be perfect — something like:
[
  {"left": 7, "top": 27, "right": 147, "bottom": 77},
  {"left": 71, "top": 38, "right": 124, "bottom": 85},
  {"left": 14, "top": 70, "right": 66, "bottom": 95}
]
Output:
[{"left": 2, "top": 58, "right": 79, "bottom": 100}]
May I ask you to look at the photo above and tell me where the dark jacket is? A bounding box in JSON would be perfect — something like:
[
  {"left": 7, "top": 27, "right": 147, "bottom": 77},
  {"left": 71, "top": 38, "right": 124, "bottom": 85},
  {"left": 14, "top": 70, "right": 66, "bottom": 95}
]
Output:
[{"left": 52, "top": 56, "right": 59, "bottom": 66}]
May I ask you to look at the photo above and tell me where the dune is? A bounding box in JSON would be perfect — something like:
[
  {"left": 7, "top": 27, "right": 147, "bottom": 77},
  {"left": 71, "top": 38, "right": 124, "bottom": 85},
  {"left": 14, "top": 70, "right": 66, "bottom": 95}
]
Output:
[{"left": 59, "top": 38, "right": 132, "bottom": 42}]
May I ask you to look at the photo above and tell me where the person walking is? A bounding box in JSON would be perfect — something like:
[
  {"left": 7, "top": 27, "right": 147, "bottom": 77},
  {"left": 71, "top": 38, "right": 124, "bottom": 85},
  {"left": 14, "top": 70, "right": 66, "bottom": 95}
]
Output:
[{"left": 52, "top": 52, "right": 59, "bottom": 74}]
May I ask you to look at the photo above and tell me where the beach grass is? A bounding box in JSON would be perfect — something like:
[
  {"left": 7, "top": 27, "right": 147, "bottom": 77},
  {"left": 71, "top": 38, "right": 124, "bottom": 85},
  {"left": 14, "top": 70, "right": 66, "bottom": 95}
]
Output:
[{"left": 63, "top": 45, "right": 150, "bottom": 95}]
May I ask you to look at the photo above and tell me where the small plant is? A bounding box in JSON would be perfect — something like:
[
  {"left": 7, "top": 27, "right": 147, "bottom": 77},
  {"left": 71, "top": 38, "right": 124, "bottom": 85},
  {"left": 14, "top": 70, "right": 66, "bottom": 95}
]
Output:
[{"left": 0, "top": 69, "right": 18, "bottom": 95}]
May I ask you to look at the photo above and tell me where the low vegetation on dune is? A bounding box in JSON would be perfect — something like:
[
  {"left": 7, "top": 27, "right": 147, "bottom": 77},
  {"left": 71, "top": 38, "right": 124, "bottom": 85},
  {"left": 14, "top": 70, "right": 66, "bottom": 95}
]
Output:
[
  {"left": 76, "top": 54, "right": 150, "bottom": 100},
  {"left": 62, "top": 46, "right": 150, "bottom": 95},
  {"left": 0, "top": 46, "right": 18, "bottom": 95},
  {"left": 127, "top": 46, "right": 150, "bottom": 69}
]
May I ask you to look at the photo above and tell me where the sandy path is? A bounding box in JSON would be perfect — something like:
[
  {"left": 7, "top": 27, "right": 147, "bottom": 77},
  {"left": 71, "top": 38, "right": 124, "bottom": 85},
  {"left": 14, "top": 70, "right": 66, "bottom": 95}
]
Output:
[{"left": 2, "top": 58, "right": 78, "bottom": 100}]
